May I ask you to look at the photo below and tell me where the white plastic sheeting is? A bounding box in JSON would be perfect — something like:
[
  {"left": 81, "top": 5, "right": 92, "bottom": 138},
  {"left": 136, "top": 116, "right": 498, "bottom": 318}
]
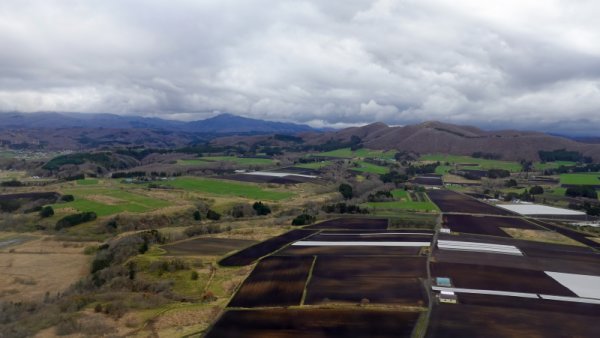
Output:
[
  {"left": 292, "top": 241, "right": 430, "bottom": 247},
  {"left": 496, "top": 203, "right": 586, "bottom": 216},
  {"left": 244, "top": 171, "right": 317, "bottom": 178},
  {"left": 545, "top": 271, "right": 600, "bottom": 299},
  {"left": 437, "top": 240, "right": 523, "bottom": 255}
]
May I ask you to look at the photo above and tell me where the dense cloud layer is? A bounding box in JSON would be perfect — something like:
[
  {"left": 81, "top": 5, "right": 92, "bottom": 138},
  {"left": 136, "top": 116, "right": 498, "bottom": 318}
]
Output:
[{"left": 1, "top": 0, "right": 599, "bottom": 134}]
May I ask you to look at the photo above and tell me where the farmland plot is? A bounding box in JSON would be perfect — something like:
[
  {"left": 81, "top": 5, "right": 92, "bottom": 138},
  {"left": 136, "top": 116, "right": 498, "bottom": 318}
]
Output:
[
  {"left": 426, "top": 302, "right": 600, "bottom": 338},
  {"left": 442, "top": 214, "right": 543, "bottom": 237},
  {"left": 430, "top": 262, "right": 577, "bottom": 296},
  {"left": 304, "top": 255, "right": 428, "bottom": 306},
  {"left": 228, "top": 256, "right": 313, "bottom": 308},
  {"left": 207, "top": 308, "right": 421, "bottom": 338},
  {"left": 219, "top": 230, "right": 316, "bottom": 266},
  {"left": 162, "top": 238, "right": 257, "bottom": 256},
  {"left": 305, "top": 217, "right": 389, "bottom": 230},
  {"left": 428, "top": 190, "right": 513, "bottom": 215}
]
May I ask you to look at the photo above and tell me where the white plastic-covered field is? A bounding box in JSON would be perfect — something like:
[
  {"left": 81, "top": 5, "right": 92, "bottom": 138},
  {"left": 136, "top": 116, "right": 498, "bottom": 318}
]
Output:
[
  {"left": 292, "top": 241, "right": 430, "bottom": 247},
  {"left": 545, "top": 271, "right": 600, "bottom": 299},
  {"left": 437, "top": 239, "right": 523, "bottom": 255},
  {"left": 496, "top": 203, "right": 586, "bottom": 216},
  {"left": 244, "top": 171, "right": 317, "bottom": 178}
]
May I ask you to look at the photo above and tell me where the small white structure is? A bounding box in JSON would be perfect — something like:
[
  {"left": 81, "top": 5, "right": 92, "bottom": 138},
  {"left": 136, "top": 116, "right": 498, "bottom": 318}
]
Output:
[{"left": 439, "top": 290, "right": 457, "bottom": 304}]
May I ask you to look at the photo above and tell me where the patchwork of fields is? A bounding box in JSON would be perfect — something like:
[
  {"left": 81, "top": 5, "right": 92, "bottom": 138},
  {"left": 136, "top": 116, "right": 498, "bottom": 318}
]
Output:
[{"left": 161, "top": 177, "right": 294, "bottom": 200}]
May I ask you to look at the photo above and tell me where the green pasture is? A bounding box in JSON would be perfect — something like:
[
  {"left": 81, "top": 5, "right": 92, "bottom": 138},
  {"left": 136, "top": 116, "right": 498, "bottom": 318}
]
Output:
[
  {"left": 51, "top": 187, "right": 171, "bottom": 217},
  {"left": 533, "top": 161, "right": 577, "bottom": 171},
  {"left": 560, "top": 173, "right": 600, "bottom": 186},
  {"left": 314, "top": 147, "right": 396, "bottom": 159},
  {"left": 363, "top": 189, "right": 439, "bottom": 212},
  {"left": 178, "top": 156, "right": 275, "bottom": 166},
  {"left": 421, "top": 154, "right": 521, "bottom": 172},
  {"left": 351, "top": 161, "right": 389, "bottom": 174},
  {"left": 161, "top": 177, "right": 293, "bottom": 200},
  {"left": 294, "top": 161, "right": 333, "bottom": 169}
]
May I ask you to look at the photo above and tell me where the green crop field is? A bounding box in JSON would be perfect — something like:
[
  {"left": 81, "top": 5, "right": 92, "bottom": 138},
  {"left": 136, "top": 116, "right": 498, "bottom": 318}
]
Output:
[
  {"left": 314, "top": 147, "right": 396, "bottom": 159},
  {"left": 76, "top": 179, "right": 99, "bottom": 185},
  {"left": 421, "top": 154, "right": 521, "bottom": 172},
  {"left": 534, "top": 161, "right": 577, "bottom": 170},
  {"left": 363, "top": 189, "right": 439, "bottom": 212},
  {"left": 162, "top": 177, "right": 293, "bottom": 200},
  {"left": 435, "top": 165, "right": 452, "bottom": 175},
  {"left": 294, "top": 160, "right": 333, "bottom": 169},
  {"left": 560, "top": 173, "right": 600, "bottom": 186},
  {"left": 351, "top": 161, "right": 389, "bottom": 174},
  {"left": 178, "top": 156, "right": 275, "bottom": 166},
  {"left": 51, "top": 188, "right": 171, "bottom": 217}
]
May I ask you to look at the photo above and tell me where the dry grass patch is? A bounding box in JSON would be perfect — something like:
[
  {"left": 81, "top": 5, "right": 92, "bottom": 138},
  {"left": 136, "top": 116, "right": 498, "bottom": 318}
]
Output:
[
  {"left": 0, "top": 238, "right": 95, "bottom": 302},
  {"left": 502, "top": 228, "right": 586, "bottom": 247}
]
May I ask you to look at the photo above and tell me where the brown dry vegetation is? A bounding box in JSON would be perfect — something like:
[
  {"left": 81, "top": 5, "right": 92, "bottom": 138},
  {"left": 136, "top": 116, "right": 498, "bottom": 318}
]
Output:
[
  {"left": 501, "top": 228, "right": 586, "bottom": 247},
  {"left": 0, "top": 237, "right": 95, "bottom": 302}
]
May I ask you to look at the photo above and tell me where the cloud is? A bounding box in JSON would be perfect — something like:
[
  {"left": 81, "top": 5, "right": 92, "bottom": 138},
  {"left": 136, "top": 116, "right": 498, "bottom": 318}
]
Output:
[{"left": 0, "top": 0, "right": 599, "bottom": 134}]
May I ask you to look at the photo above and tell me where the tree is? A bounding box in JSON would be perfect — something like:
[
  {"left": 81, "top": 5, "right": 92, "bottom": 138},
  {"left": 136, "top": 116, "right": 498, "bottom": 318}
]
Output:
[
  {"left": 339, "top": 183, "right": 353, "bottom": 200},
  {"left": 505, "top": 179, "right": 517, "bottom": 187},
  {"left": 193, "top": 210, "right": 202, "bottom": 221},
  {"left": 252, "top": 201, "right": 271, "bottom": 215},
  {"left": 529, "top": 186, "right": 544, "bottom": 195},
  {"left": 206, "top": 209, "right": 221, "bottom": 221},
  {"left": 39, "top": 206, "right": 54, "bottom": 218},
  {"left": 291, "top": 214, "right": 316, "bottom": 226}
]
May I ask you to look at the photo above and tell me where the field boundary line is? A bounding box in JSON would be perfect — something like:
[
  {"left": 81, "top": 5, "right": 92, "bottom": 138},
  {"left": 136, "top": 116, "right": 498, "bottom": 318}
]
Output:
[{"left": 300, "top": 255, "right": 317, "bottom": 306}]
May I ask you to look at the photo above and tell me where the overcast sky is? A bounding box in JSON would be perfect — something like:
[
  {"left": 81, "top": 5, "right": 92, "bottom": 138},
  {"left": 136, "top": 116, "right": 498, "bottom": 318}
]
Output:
[{"left": 1, "top": 0, "right": 599, "bottom": 134}]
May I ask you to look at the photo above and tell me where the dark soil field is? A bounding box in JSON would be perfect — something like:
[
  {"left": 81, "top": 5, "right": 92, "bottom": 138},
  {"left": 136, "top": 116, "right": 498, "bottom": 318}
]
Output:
[
  {"left": 206, "top": 308, "right": 421, "bottom": 338},
  {"left": 430, "top": 262, "right": 576, "bottom": 296},
  {"left": 428, "top": 190, "right": 513, "bottom": 215},
  {"left": 435, "top": 232, "right": 600, "bottom": 275},
  {"left": 433, "top": 248, "right": 600, "bottom": 275},
  {"left": 305, "top": 218, "right": 389, "bottom": 230},
  {"left": 426, "top": 303, "right": 600, "bottom": 338},
  {"left": 443, "top": 214, "right": 542, "bottom": 237},
  {"left": 279, "top": 245, "right": 423, "bottom": 256},
  {"left": 219, "top": 230, "right": 317, "bottom": 266},
  {"left": 310, "top": 256, "right": 427, "bottom": 278},
  {"left": 456, "top": 293, "right": 600, "bottom": 316},
  {"left": 0, "top": 192, "right": 60, "bottom": 201},
  {"left": 305, "top": 276, "right": 425, "bottom": 306},
  {"left": 413, "top": 176, "right": 443, "bottom": 186},
  {"left": 162, "top": 238, "right": 258, "bottom": 256},
  {"left": 228, "top": 256, "right": 313, "bottom": 308}
]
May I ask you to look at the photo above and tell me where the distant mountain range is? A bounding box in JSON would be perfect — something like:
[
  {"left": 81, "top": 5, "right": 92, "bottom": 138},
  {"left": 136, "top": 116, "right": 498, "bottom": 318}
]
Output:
[
  {"left": 2, "top": 112, "right": 600, "bottom": 161},
  {"left": 0, "top": 112, "right": 317, "bottom": 134},
  {"left": 215, "top": 120, "right": 600, "bottom": 161}
]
